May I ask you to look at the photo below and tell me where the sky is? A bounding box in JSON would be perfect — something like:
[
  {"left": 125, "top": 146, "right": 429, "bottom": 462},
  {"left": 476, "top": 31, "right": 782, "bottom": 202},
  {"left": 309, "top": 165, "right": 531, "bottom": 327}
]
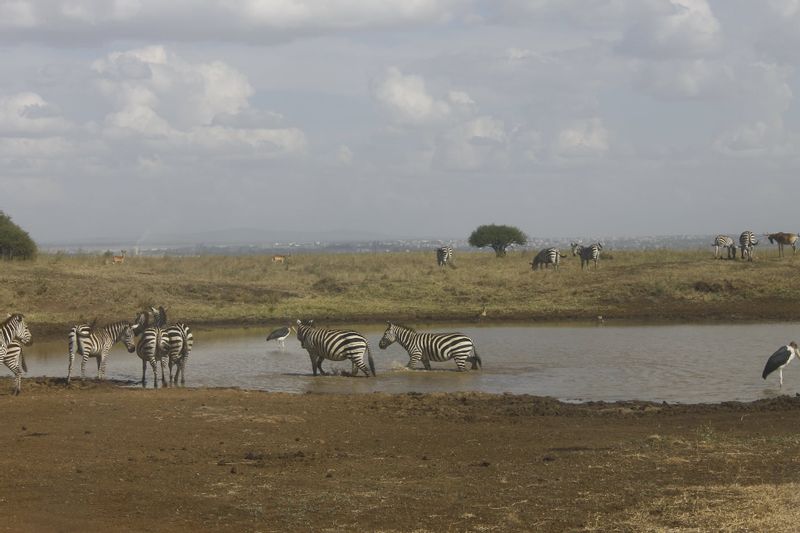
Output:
[{"left": 2, "top": 0, "right": 800, "bottom": 243}]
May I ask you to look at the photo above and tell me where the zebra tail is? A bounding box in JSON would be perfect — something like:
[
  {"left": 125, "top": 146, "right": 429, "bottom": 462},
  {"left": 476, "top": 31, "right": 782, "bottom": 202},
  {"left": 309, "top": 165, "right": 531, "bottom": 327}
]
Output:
[
  {"left": 20, "top": 350, "right": 27, "bottom": 373},
  {"left": 367, "top": 344, "right": 376, "bottom": 376},
  {"left": 473, "top": 347, "right": 483, "bottom": 369}
]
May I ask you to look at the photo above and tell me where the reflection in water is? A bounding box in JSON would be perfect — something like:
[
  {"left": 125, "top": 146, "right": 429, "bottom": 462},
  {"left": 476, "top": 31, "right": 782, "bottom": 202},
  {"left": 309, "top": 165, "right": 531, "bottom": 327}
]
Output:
[{"left": 16, "top": 322, "right": 800, "bottom": 403}]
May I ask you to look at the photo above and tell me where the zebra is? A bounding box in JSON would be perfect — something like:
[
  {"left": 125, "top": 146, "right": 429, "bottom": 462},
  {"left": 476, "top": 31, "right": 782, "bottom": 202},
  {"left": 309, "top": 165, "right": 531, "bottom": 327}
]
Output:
[
  {"left": 135, "top": 327, "right": 171, "bottom": 388},
  {"left": 378, "top": 322, "right": 481, "bottom": 372},
  {"left": 570, "top": 242, "right": 603, "bottom": 269},
  {"left": 295, "top": 319, "right": 375, "bottom": 377},
  {"left": 739, "top": 231, "right": 759, "bottom": 261},
  {"left": 436, "top": 246, "right": 454, "bottom": 268},
  {"left": 766, "top": 232, "right": 798, "bottom": 258},
  {"left": 66, "top": 320, "right": 137, "bottom": 383},
  {"left": 531, "top": 248, "right": 566, "bottom": 271},
  {"left": 712, "top": 235, "right": 736, "bottom": 259},
  {"left": 2, "top": 341, "right": 26, "bottom": 395},
  {"left": 164, "top": 323, "right": 193, "bottom": 386}
]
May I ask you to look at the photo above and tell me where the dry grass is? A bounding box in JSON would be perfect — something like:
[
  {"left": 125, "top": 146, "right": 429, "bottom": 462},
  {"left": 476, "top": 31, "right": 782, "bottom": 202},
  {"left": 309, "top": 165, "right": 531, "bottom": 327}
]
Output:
[{"left": 4, "top": 247, "right": 800, "bottom": 337}]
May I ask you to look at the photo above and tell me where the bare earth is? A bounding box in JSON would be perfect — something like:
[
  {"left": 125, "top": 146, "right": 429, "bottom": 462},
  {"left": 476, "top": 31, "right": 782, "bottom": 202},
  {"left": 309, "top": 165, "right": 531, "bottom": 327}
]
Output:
[{"left": 2, "top": 379, "right": 800, "bottom": 532}]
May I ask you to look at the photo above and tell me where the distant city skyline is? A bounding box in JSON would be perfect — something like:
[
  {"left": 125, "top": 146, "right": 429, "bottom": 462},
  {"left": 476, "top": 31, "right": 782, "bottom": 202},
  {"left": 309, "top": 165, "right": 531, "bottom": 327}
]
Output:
[{"left": 3, "top": 2, "right": 800, "bottom": 243}]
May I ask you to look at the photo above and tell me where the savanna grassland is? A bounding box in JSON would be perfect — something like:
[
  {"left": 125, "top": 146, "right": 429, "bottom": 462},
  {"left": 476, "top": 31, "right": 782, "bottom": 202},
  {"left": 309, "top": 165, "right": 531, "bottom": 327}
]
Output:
[{"left": 3, "top": 247, "right": 800, "bottom": 338}]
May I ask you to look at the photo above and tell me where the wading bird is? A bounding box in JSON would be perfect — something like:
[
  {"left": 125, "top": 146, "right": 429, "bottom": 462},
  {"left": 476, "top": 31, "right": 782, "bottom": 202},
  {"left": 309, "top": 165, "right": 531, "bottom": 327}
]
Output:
[
  {"left": 266, "top": 326, "right": 295, "bottom": 347},
  {"left": 762, "top": 342, "right": 799, "bottom": 388}
]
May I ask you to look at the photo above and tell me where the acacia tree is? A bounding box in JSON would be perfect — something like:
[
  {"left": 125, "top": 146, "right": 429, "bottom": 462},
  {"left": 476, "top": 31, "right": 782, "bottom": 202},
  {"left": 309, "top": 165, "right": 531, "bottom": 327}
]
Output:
[
  {"left": 0, "top": 211, "right": 37, "bottom": 259},
  {"left": 468, "top": 224, "right": 526, "bottom": 257}
]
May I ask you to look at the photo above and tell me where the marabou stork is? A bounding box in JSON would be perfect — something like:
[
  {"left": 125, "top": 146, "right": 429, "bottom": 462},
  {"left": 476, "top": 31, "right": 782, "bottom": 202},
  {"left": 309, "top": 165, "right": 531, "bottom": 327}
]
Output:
[
  {"left": 762, "top": 342, "right": 799, "bottom": 388},
  {"left": 266, "top": 326, "right": 295, "bottom": 347}
]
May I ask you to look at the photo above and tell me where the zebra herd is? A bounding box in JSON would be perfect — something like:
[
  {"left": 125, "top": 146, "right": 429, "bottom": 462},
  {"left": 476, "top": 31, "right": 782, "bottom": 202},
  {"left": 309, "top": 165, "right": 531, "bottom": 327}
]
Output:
[
  {"left": 437, "top": 242, "right": 604, "bottom": 271},
  {"left": 713, "top": 231, "right": 798, "bottom": 261},
  {"left": 291, "top": 319, "right": 482, "bottom": 377}
]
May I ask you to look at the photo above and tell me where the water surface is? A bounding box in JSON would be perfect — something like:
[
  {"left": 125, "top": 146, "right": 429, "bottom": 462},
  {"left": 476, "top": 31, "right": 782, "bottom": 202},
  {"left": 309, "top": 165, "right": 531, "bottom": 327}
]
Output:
[{"left": 20, "top": 322, "right": 800, "bottom": 403}]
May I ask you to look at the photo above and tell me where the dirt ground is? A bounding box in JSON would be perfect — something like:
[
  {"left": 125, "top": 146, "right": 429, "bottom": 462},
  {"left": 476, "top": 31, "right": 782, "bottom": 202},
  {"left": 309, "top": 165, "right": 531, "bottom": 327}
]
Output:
[{"left": 2, "top": 379, "right": 800, "bottom": 532}]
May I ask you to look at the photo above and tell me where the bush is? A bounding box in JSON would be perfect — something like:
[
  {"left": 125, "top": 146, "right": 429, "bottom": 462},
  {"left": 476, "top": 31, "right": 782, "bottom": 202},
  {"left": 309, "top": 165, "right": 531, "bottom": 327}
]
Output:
[{"left": 0, "top": 211, "right": 36, "bottom": 259}]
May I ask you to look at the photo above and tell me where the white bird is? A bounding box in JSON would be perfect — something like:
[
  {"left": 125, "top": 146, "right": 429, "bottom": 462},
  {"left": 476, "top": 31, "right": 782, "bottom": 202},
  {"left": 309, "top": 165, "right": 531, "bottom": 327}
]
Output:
[
  {"left": 762, "top": 342, "right": 799, "bottom": 388},
  {"left": 266, "top": 326, "right": 295, "bottom": 347}
]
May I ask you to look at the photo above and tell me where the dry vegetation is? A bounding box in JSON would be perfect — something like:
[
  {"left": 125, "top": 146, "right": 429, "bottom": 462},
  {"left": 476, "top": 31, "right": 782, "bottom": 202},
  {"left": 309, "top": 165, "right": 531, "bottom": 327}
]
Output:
[{"left": 3, "top": 248, "right": 799, "bottom": 338}]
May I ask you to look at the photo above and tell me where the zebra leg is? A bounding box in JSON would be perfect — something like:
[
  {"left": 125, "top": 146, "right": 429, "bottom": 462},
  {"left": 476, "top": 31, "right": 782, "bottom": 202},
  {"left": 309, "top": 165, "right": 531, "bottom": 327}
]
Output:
[
  {"left": 168, "top": 359, "right": 174, "bottom": 384},
  {"left": 150, "top": 359, "right": 160, "bottom": 389},
  {"left": 80, "top": 355, "right": 88, "bottom": 381},
  {"left": 67, "top": 352, "right": 74, "bottom": 384},
  {"left": 455, "top": 356, "right": 467, "bottom": 372},
  {"left": 179, "top": 358, "right": 187, "bottom": 385},
  {"left": 408, "top": 352, "right": 423, "bottom": 370},
  {"left": 310, "top": 354, "right": 319, "bottom": 376},
  {"left": 316, "top": 357, "right": 327, "bottom": 375},
  {"left": 353, "top": 356, "right": 370, "bottom": 377},
  {"left": 159, "top": 358, "right": 168, "bottom": 387},
  {"left": 98, "top": 353, "right": 109, "bottom": 380}
]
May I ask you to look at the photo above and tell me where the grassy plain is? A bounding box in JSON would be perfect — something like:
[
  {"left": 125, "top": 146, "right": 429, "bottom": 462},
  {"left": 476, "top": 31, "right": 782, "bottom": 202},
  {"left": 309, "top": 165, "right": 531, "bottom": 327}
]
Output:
[{"left": 2, "top": 247, "right": 799, "bottom": 338}]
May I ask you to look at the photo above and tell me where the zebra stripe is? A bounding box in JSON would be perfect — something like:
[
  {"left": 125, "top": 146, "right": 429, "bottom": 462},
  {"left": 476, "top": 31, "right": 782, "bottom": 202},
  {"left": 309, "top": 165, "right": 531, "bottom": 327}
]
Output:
[
  {"left": 739, "top": 231, "right": 759, "bottom": 261},
  {"left": 2, "top": 341, "right": 25, "bottom": 395},
  {"left": 164, "top": 323, "right": 193, "bottom": 386},
  {"left": 0, "top": 314, "right": 32, "bottom": 394},
  {"left": 436, "top": 246, "right": 453, "bottom": 268},
  {"left": 570, "top": 242, "right": 603, "bottom": 269},
  {"left": 379, "top": 322, "right": 481, "bottom": 372},
  {"left": 295, "top": 320, "right": 375, "bottom": 377},
  {"left": 712, "top": 235, "right": 736, "bottom": 259},
  {"left": 67, "top": 321, "right": 136, "bottom": 383},
  {"left": 135, "top": 327, "right": 171, "bottom": 388},
  {"left": 531, "top": 248, "right": 565, "bottom": 271}
]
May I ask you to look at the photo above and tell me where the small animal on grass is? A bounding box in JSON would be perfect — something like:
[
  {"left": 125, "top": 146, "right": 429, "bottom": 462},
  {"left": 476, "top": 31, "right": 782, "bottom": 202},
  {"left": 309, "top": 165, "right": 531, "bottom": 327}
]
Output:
[
  {"left": 67, "top": 321, "right": 136, "bottom": 384},
  {"left": 271, "top": 255, "right": 288, "bottom": 264},
  {"left": 295, "top": 319, "right": 375, "bottom": 377},
  {"left": 531, "top": 248, "right": 566, "bottom": 271},
  {"left": 570, "top": 242, "right": 603, "bottom": 269},
  {"left": 711, "top": 235, "right": 736, "bottom": 259},
  {"left": 379, "top": 322, "right": 482, "bottom": 372},
  {"left": 739, "top": 231, "right": 758, "bottom": 261},
  {"left": 765, "top": 232, "right": 798, "bottom": 258},
  {"left": 266, "top": 326, "right": 295, "bottom": 347},
  {"left": 762, "top": 342, "right": 799, "bottom": 388},
  {"left": 136, "top": 327, "right": 171, "bottom": 388},
  {"left": 436, "top": 246, "right": 454, "bottom": 268}
]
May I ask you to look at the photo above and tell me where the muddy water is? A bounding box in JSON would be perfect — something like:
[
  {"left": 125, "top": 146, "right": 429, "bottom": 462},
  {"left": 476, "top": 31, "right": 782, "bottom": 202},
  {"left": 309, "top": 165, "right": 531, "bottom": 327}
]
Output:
[{"left": 19, "top": 322, "right": 800, "bottom": 403}]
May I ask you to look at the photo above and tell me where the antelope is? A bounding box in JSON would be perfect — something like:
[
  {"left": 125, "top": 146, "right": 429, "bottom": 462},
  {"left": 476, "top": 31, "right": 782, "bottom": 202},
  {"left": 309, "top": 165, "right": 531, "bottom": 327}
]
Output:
[
  {"left": 271, "top": 255, "right": 287, "bottom": 264},
  {"left": 112, "top": 255, "right": 125, "bottom": 264},
  {"left": 766, "top": 232, "right": 798, "bottom": 258}
]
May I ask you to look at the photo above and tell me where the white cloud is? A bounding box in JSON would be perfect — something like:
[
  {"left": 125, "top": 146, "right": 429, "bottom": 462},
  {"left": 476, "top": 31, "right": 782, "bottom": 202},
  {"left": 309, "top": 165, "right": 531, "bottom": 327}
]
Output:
[
  {"left": 556, "top": 118, "right": 610, "bottom": 157},
  {"left": 0, "top": 92, "right": 72, "bottom": 135},
  {"left": 634, "top": 59, "right": 733, "bottom": 100},
  {"left": 373, "top": 67, "right": 453, "bottom": 125},
  {"left": 434, "top": 116, "right": 508, "bottom": 170},
  {"left": 337, "top": 145, "right": 354, "bottom": 165}
]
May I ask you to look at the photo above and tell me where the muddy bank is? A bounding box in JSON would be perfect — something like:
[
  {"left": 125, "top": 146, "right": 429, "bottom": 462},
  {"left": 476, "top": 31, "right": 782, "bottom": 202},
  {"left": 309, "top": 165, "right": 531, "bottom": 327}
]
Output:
[{"left": 2, "top": 379, "right": 800, "bottom": 532}]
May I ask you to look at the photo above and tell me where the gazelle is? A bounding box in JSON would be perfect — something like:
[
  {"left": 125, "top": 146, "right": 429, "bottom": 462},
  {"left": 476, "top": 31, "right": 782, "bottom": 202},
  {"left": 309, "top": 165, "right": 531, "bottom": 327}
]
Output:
[{"left": 766, "top": 232, "right": 798, "bottom": 258}]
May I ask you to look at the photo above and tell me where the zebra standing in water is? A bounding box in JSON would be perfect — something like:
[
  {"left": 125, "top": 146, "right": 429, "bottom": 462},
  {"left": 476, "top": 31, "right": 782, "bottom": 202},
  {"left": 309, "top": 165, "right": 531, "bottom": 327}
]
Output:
[
  {"left": 531, "top": 248, "right": 566, "bottom": 271},
  {"left": 136, "top": 327, "right": 171, "bottom": 388},
  {"left": 379, "top": 322, "right": 481, "bottom": 372},
  {"left": 295, "top": 320, "right": 375, "bottom": 377},
  {"left": 570, "top": 242, "right": 603, "bottom": 269},
  {"left": 739, "top": 231, "right": 759, "bottom": 261},
  {"left": 0, "top": 314, "right": 33, "bottom": 395},
  {"left": 712, "top": 235, "right": 736, "bottom": 259},
  {"left": 165, "top": 323, "right": 193, "bottom": 386},
  {"left": 67, "top": 320, "right": 138, "bottom": 383},
  {"left": 436, "top": 246, "right": 453, "bottom": 268}
]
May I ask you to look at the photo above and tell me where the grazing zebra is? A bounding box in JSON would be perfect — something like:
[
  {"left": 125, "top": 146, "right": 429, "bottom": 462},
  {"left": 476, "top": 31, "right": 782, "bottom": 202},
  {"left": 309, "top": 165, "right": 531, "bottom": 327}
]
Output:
[
  {"left": 739, "top": 231, "right": 759, "bottom": 261},
  {"left": 436, "top": 246, "right": 453, "bottom": 268},
  {"left": 66, "top": 321, "right": 137, "bottom": 383},
  {"left": 165, "top": 323, "right": 193, "bottom": 386},
  {"left": 295, "top": 320, "right": 375, "bottom": 377},
  {"left": 570, "top": 242, "right": 603, "bottom": 269},
  {"left": 136, "top": 327, "right": 171, "bottom": 388},
  {"left": 766, "top": 232, "right": 798, "bottom": 258},
  {"left": 531, "top": 248, "right": 566, "bottom": 271},
  {"left": 712, "top": 235, "right": 736, "bottom": 259},
  {"left": 378, "top": 322, "right": 481, "bottom": 372},
  {"left": 2, "top": 341, "right": 26, "bottom": 395}
]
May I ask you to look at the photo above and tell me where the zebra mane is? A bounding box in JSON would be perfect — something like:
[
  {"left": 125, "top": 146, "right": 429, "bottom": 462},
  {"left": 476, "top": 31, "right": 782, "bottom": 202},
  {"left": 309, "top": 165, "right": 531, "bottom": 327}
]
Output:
[
  {"left": 101, "top": 320, "right": 132, "bottom": 334},
  {"left": 1, "top": 313, "right": 24, "bottom": 327},
  {"left": 391, "top": 323, "right": 417, "bottom": 333}
]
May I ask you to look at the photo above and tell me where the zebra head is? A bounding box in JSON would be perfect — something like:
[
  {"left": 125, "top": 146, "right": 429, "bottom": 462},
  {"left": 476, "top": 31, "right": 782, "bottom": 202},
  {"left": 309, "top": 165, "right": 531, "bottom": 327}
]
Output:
[
  {"left": 378, "top": 322, "right": 398, "bottom": 350},
  {"left": 148, "top": 306, "right": 168, "bottom": 328},
  {"left": 12, "top": 314, "right": 32, "bottom": 346},
  {"left": 295, "top": 319, "right": 314, "bottom": 348},
  {"left": 121, "top": 325, "right": 136, "bottom": 353},
  {"left": 570, "top": 242, "right": 582, "bottom": 256}
]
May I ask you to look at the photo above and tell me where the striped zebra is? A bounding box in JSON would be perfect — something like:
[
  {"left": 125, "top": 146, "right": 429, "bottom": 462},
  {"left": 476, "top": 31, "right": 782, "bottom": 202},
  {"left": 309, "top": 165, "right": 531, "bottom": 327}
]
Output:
[
  {"left": 570, "top": 242, "right": 603, "bottom": 269},
  {"left": 739, "top": 231, "right": 759, "bottom": 261},
  {"left": 436, "top": 246, "right": 453, "bottom": 268},
  {"left": 165, "top": 323, "right": 193, "bottom": 385},
  {"left": 712, "top": 235, "right": 736, "bottom": 259},
  {"left": 136, "top": 327, "right": 171, "bottom": 388},
  {"left": 66, "top": 320, "right": 137, "bottom": 383},
  {"left": 379, "top": 322, "right": 481, "bottom": 372},
  {"left": 295, "top": 319, "right": 375, "bottom": 377},
  {"left": 3, "top": 341, "right": 26, "bottom": 395},
  {"left": 531, "top": 247, "right": 566, "bottom": 271}
]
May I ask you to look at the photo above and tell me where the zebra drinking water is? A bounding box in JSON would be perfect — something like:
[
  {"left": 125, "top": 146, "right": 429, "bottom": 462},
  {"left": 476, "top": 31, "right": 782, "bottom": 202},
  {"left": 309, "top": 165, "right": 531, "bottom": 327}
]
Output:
[
  {"left": 0, "top": 314, "right": 32, "bottom": 395},
  {"left": 712, "top": 235, "right": 736, "bottom": 259},
  {"left": 295, "top": 320, "right": 375, "bottom": 377},
  {"left": 66, "top": 321, "right": 137, "bottom": 383},
  {"left": 531, "top": 248, "right": 566, "bottom": 271},
  {"left": 739, "top": 231, "right": 759, "bottom": 261},
  {"left": 570, "top": 242, "right": 603, "bottom": 269},
  {"left": 136, "top": 327, "right": 171, "bottom": 388},
  {"left": 436, "top": 246, "right": 453, "bottom": 268},
  {"left": 378, "top": 322, "right": 481, "bottom": 372}
]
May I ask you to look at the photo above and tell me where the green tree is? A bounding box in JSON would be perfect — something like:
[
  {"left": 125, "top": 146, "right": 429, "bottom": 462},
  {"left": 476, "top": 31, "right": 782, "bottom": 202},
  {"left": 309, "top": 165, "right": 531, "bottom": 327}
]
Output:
[
  {"left": 468, "top": 224, "right": 527, "bottom": 257},
  {"left": 0, "top": 211, "right": 37, "bottom": 259}
]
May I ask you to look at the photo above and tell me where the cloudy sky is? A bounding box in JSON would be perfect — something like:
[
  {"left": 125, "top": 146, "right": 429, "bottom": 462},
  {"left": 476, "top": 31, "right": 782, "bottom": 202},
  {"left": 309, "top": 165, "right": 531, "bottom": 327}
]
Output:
[{"left": 2, "top": 0, "right": 800, "bottom": 243}]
